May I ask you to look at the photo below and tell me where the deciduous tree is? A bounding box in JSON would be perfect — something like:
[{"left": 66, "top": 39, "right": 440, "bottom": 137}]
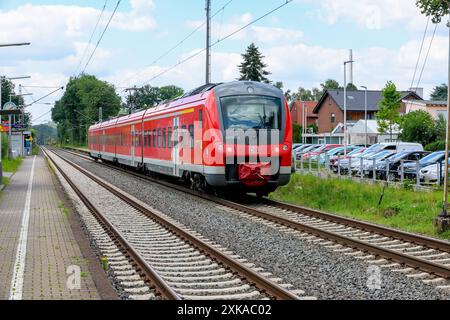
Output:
[{"left": 376, "top": 81, "right": 402, "bottom": 141}]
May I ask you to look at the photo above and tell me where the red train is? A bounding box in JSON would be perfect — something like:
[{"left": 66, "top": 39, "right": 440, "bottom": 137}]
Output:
[{"left": 88, "top": 81, "right": 292, "bottom": 196}]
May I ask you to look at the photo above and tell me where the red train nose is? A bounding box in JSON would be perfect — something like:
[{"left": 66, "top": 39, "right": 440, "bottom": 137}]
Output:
[{"left": 238, "top": 163, "right": 270, "bottom": 187}]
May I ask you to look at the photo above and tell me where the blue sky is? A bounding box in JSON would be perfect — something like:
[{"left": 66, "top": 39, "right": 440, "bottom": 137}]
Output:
[{"left": 0, "top": 0, "right": 448, "bottom": 124}]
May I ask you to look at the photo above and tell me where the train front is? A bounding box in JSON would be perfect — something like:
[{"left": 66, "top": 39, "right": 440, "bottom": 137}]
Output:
[{"left": 205, "top": 81, "right": 292, "bottom": 196}]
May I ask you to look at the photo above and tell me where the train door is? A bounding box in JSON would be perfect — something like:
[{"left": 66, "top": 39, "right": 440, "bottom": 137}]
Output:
[
  {"left": 173, "top": 117, "right": 180, "bottom": 176},
  {"left": 131, "top": 124, "right": 135, "bottom": 166}
]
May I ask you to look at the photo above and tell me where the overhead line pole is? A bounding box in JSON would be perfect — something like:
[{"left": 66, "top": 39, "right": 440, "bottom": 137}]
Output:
[{"left": 206, "top": 0, "right": 211, "bottom": 84}]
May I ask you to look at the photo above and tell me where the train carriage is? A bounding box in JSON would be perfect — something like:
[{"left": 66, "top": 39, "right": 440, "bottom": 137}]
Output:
[{"left": 88, "top": 81, "right": 292, "bottom": 195}]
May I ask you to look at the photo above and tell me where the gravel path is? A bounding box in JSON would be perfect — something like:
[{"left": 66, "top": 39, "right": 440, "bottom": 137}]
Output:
[{"left": 60, "top": 150, "right": 450, "bottom": 299}]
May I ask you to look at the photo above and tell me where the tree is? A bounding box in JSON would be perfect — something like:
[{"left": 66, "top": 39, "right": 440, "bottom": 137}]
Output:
[
  {"left": 416, "top": 0, "right": 450, "bottom": 23},
  {"left": 430, "top": 83, "right": 448, "bottom": 101},
  {"left": 292, "top": 123, "right": 302, "bottom": 143},
  {"left": 399, "top": 110, "right": 436, "bottom": 146},
  {"left": 435, "top": 113, "right": 447, "bottom": 140},
  {"left": 346, "top": 83, "right": 358, "bottom": 91},
  {"left": 126, "top": 84, "right": 184, "bottom": 110},
  {"left": 320, "top": 79, "right": 342, "bottom": 91},
  {"left": 238, "top": 43, "right": 271, "bottom": 83},
  {"left": 52, "top": 74, "right": 121, "bottom": 146},
  {"left": 376, "top": 81, "right": 402, "bottom": 141}
]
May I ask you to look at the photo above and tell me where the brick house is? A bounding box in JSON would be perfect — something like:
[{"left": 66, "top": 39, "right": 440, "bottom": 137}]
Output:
[
  {"left": 290, "top": 100, "right": 318, "bottom": 127},
  {"left": 312, "top": 90, "right": 423, "bottom": 134}
]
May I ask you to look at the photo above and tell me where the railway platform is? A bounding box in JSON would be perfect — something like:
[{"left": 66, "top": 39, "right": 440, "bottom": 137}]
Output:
[{"left": 0, "top": 155, "right": 111, "bottom": 300}]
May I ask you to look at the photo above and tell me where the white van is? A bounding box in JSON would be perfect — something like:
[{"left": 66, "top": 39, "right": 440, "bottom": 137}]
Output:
[{"left": 377, "top": 142, "right": 423, "bottom": 152}]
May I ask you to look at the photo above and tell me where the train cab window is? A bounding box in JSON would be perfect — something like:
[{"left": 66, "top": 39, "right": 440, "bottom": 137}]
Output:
[
  {"left": 153, "top": 129, "right": 156, "bottom": 147},
  {"left": 162, "top": 128, "right": 167, "bottom": 148},
  {"left": 158, "top": 129, "right": 161, "bottom": 148},
  {"left": 167, "top": 127, "right": 172, "bottom": 148},
  {"left": 188, "top": 124, "right": 194, "bottom": 148}
]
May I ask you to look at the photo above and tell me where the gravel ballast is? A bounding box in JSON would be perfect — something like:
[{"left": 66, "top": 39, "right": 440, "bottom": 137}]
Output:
[{"left": 60, "top": 150, "right": 450, "bottom": 299}]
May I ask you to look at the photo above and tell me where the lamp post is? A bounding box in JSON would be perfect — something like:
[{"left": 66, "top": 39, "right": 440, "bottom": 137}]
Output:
[
  {"left": 343, "top": 59, "right": 354, "bottom": 156},
  {"left": 360, "top": 86, "right": 368, "bottom": 147},
  {"left": 0, "top": 38, "right": 31, "bottom": 185}
]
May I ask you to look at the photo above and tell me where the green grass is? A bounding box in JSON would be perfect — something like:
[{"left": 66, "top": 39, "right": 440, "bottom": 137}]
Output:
[
  {"left": 1, "top": 176, "right": 9, "bottom": 186},
  {"left": 2, "top": 157, "right": 23, "bottom": 173},
  {"left": 270, "top": 173, "right": 450, "bottom": 240}
]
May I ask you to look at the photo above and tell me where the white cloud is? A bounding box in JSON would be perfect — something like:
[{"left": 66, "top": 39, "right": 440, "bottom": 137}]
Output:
[
  {"left": 186, "top": 13, "right": 303, "bottom": 45},
  {"left": 297, "top": 0, "right": 430, "bottom": 32}
]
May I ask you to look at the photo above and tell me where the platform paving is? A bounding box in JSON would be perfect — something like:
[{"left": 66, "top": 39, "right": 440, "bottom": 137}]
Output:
[{"left": 0, "top": 155, "right": 101, "bottom": 300}]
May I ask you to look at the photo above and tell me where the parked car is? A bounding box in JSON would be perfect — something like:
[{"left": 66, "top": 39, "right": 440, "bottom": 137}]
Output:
[
  {"left": 335, "top": 142, "right": 423, "bottom": 174},
  {"left": 402, "top": 151, "right": 447, "bottom": 179},
  {"left": 329, "top": 147, "right": 366, "bottom": 171},
  {"left": 374, "top": 151, "right": 430, "bottom": 180},
  {"left": 355, "top": 150, "right": 396, "bottom": 175},
  {"left": 302, "top": 144, "right": 342, "bottom": 160},
  {"left": 419, "top": 160, "right": 450, "bottom": 183},
  {"left": 316, "top": 145, "right": 361, "bottom": 165},
  {"left": 295, "top": 144, "right": 322, "bottom": 160}
]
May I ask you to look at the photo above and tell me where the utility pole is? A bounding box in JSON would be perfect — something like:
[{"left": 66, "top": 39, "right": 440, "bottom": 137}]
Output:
[
  {"left": 360, "top": 86, "right": 368, "bottom": 147},
  {"left": 436, "top": 18, "right": 450, "bottom": 232},
  {"left": 205, "top": 0, "right": 211, "bottom": 84}
]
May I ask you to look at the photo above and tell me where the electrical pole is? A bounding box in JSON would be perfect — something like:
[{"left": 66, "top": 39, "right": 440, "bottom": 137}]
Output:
[
  {"left": 205, "top": 0, "right": 211, "bottom": 84},
  {"left": 437, "top": 19, "right": 450, "bottom": 232}
]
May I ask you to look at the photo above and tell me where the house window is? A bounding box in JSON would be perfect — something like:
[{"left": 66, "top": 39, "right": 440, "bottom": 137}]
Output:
[{"left": 331, "top": 113, "right": 335, "bottom": 123}]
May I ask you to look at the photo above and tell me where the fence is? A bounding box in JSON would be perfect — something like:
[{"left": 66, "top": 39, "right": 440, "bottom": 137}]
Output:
[{"left": 294, "top": 153, "right": 444, "bottom": 190}]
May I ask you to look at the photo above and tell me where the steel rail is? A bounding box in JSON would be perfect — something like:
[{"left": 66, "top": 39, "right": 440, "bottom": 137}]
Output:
[
  {"left": 43, "top": 148, "right": 181, "bottom": 300},
  {"left": 60, "top": 147, "right": 450, "bottom": 279},
  {"left": 50, "top": 147, "right": 299, "bottom": 300}
]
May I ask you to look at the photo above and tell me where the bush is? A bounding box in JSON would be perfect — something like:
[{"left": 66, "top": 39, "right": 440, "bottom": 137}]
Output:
[
  {"left": 1, "top": 133, "right": 7, "bottom": 159},
  {"left": 425, "top": 140, "right": 445, "bottom": 151}
]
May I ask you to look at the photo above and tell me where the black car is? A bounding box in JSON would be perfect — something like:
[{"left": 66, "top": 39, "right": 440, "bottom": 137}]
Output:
[{"left": 375, "top": 151, "right": 430, "bottom": 180}]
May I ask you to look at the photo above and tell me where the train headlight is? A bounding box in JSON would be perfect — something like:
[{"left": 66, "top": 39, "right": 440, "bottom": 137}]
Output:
[{"left": 282, "top": 145, "right": 288, "bottom": 151}]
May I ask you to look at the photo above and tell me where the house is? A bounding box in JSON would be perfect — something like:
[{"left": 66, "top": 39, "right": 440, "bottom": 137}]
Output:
[
  {"left": 347, "top": 119, "right": 400, "bottom": 145},
  {"left": 290, "top": 100, "right": 318, "bottom": 127},
  {"left": 313, "top": 90, "right": 423, "bottom": 134},
  {"left": 402, "top": 99, "right": 447, "bottom": 119}
]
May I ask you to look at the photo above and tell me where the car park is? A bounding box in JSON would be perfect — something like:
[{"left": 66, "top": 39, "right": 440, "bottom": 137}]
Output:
[{"left": 375, "top": 151, "right": 430, "bottom": 180}]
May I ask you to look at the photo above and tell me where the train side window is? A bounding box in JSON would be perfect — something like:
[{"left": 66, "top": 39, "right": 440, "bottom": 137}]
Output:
[
  {"left": 131, "top": 132, "right": 134, "bottom": 146},
  {"left": 181, "top": 125, "right": 187, "bottom": 148},
  {"left": 153, "top": 129, "right": 156, "bottom": 147},
  {"left": 167, "top": 127, "right": 172, "bottom": 148},
  {"left": 158, "top": 129, "right": 161, "bottom": 148},
  {"left": 199, "top": 109, "right": 202, "bottom": 128},
  {"left": 162, "top": 128, "right": 166, "bottom": 148},
  {"left": 188, "top": 124, "right": 194, "bottom": 148}
]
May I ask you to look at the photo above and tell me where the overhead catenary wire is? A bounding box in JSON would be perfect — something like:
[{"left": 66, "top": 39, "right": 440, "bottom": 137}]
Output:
[
  {"left": 119, "top": 0, "right": 234, "bottom": 89},
  {"left": 81, "top": 0, "right": 121, "bottom": 74},
  {"left": 74, "top": 0, "right": 109, "bottom": 76},
  {"left": 139, "top": 0, "right": 293, "bottom": 87},
  {"left": 414, "top": 21, "right": 438, "bottom": 93},
  {"left": 409, "top": 16, "right": 430, "bottom": 92}
]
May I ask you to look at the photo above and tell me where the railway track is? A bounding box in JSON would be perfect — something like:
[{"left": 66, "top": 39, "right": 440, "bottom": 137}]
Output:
[
  {"left": 59, "top": 147, "right": 450, "bottom": 289},
  {"left": 43, "top": 147, "right": 305, "bottom": 300}
]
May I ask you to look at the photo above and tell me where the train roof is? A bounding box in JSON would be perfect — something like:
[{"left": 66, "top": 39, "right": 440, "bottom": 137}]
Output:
[{"left": 88, "top": 81, "right": 282, "bottom": 131}]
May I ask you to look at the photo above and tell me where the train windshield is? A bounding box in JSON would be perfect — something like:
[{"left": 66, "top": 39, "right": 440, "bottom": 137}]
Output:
[{"left": 220, "top": 95, "right": 281, "bottom": 131}]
